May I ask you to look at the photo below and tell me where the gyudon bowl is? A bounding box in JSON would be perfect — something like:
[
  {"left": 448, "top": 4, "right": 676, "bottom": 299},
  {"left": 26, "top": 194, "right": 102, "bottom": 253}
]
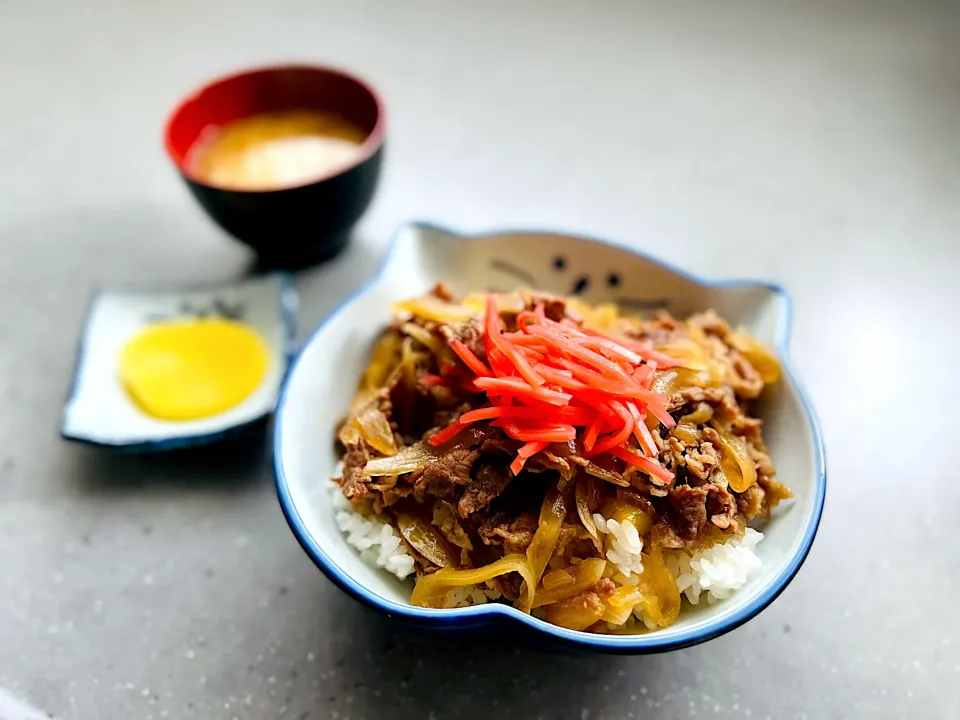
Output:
[{"left": 274, "top": 223, "right": 825, "bottom": 652}]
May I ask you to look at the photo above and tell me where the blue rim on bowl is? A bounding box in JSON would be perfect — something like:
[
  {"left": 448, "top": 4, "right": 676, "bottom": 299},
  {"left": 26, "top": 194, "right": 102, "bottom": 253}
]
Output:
[{"left": 273, "top": 222, "right": 826, "bottom": 652}]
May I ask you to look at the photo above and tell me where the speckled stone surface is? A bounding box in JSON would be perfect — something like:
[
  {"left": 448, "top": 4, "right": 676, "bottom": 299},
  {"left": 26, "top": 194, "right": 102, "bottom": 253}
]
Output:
[{"left": 1, "top": 1, "right": 958, "bottom": 718}]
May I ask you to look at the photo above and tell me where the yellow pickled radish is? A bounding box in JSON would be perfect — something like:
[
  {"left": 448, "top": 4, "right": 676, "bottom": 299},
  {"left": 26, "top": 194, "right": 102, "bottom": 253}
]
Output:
[{"left": 118, "top": 318, "right": 269, "bottom": 421}]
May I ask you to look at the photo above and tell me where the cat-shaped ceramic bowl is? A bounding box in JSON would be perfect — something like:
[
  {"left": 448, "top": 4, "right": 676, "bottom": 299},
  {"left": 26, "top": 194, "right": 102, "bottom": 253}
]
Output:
[{"left": 273, "top": 223, "right": 825, "bottom": 652}]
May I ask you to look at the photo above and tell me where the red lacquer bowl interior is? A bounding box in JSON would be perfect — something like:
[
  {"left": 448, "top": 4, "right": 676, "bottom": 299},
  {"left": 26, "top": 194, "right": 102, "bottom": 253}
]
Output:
[{"left": 164, "top": 64, "right": 386, "bottom": 190}]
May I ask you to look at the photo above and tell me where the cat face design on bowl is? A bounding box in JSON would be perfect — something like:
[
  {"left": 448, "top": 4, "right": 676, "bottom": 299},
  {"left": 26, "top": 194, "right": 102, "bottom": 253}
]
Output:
[
  {"left": 396, "top": 226, "right": 771, "bottom": 333},
  {"left": 488, "top": 253, "right": 671, "bottom": 312}
]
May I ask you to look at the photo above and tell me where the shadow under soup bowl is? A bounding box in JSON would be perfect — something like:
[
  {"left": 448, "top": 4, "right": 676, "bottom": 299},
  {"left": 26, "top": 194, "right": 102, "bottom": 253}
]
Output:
[{"left": 164, "top": 64, "right": 385, "bottom": 268}]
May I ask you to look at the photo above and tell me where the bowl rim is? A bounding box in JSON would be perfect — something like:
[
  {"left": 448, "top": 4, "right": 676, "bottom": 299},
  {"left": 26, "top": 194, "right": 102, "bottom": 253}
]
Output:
[
  {"left": 162, "top": 63, "right": 387, "bottom": 193},
  {"left": 61, "top": 272, "right": 298, "bottom": 451},
  {"left": 273, "top": 221, "right": 827, "bottom": 652}
]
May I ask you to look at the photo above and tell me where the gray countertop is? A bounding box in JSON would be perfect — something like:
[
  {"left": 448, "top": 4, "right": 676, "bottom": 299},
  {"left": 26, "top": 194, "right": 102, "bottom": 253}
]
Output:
[{"left": 1, "top": 1, "right": 958, "bottom": 718}]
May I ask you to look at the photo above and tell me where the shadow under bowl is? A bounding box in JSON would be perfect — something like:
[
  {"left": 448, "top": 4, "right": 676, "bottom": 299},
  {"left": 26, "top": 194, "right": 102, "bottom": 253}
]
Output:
[
  {"left": 273, "top": 222, "right": 827, "bottom": 654},
  {"left": 164, "top": 64, "right": 385, "bottom": 268}
]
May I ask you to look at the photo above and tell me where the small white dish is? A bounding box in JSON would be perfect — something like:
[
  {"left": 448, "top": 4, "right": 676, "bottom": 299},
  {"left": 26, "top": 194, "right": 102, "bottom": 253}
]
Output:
[
  {"left": 62, "top": 273, "right": 297, "bottom": 450},
  {"left": 274, "top": 223, "right": 825, "bottom": 652}
]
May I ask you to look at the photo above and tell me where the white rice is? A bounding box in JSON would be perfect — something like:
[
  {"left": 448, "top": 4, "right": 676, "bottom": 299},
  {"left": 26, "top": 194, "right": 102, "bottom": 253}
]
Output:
[
  {"left": 593, "top": 512, "right": 765, "bottom": 626},
  {"left": 442, "top": 585, "right": 502, "bottom": 608},
  {"left": 331, "top": 479, "right": 764, "bottom": 621},
  {"left": 592, "top": 514, "right": 645, "bottom": 583},
  {"left": 666, "top": 527, "right": 764, "bottom": 606},
  {"left": 329, "top": 482, "right": 415, "bottom": 580},
  {"left": 330, "top": 483, "right": 503, "bottom": 605}
]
